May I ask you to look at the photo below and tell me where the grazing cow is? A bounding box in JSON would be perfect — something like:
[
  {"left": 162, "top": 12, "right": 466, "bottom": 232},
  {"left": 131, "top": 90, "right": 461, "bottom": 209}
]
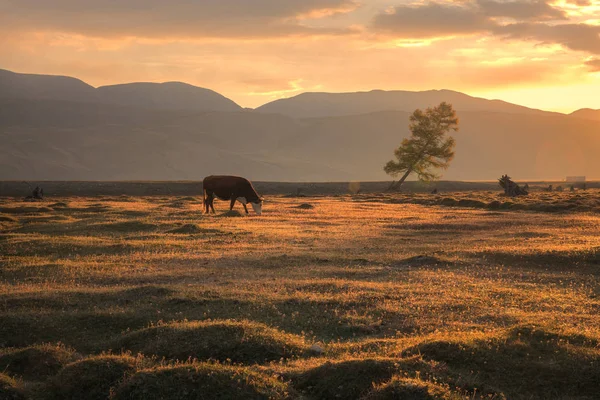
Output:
[{"left": 203, "top": 175, "right": 263, "bottom": 215}]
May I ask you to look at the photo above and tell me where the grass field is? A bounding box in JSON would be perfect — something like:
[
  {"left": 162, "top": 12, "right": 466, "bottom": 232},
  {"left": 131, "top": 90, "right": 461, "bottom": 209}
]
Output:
[{"left": 1, "top": 192, "right": 599, "bottom": 399}]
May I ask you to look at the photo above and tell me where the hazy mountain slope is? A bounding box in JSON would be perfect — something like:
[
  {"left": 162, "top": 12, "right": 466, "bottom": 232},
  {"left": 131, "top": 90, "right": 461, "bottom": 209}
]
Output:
[
  {"left": 570, "top": 108, "right": 600, "bottom": 121},
  {"left": 0, "top": 99, "right": 342, "bottom": 181},
  {"left": 96, "top": 82, "right": 242, "bottom": 112},
  {"left": 3, "top": 98, "right": 600, "bottom": 182},
  {"left": 2, "top": 69, "right": 600, "bottom": 182},
  {"left": 0, "top": 68, "right": 97, "bottom": 102},
  {"left": 256, "top": 89, "right": 554, "bottom": 118},
  {"left": 275, "top": 110, "right": 600, "bottom": 181},
  {"left": 0, "top": 69, "right": 241, "bottom": 112}
]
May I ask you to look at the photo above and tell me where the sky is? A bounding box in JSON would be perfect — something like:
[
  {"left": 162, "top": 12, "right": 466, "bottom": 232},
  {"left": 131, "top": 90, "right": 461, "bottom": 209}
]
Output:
[{"left": 1, "top": 0, "right": 600, "bottom": 112}]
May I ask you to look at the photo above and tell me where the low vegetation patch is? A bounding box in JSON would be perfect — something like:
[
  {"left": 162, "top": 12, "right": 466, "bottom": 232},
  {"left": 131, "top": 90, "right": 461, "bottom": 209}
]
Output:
[
  {"left": 293, "top": 358, "right": 430, "bottom": 400},
  {"left": 0, "top": 373, "right": 25, "bottom": 400},
  {"left": 166, "top": 224, "right": 222, "bottom": 234},
  {"left": 45, "top": 355, "right": 138, "bottom": 400},
  {"left": 363, "top": 377, "right": 454, "bottom": 400},
  {"left": 0, "top": 343, "right": 78, "bottom": 380},
  {"left": 113, "top": 320, "right": 308, "bottom": 364},
  {"left": 112, "top": 363, "right": 292, "bottom": 400},
  {"left": 294, "top": 203, "right": 314, "bottom": 209},
  {"left": 402, "top": 325, "right": 600, "bottom": 399},
  {"left": 219, "top": 210, "right": 244, "bottom": 217},
  {"left": 94, "top": 221, "right": 159, "bottom": 233},
  {"left": 0, "top": 206, "right": 52, "bottom": 214}
]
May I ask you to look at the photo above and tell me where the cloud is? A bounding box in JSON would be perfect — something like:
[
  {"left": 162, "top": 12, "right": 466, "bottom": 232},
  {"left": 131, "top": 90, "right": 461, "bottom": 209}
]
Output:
[
  {"left": 585, "top": 58, "right": 600, "bottom": 71},
  {"left": 566, "top": 0, "right": 592, "bottom": 6},
  {"left": 477, "top": 0, "right": 567, "bottom": 21},
  {"left": 494, "top": 22, "right": 600, "bottom": 54},
  {"left": 371, "top": 1, "right": 600, "bottom": 56},
  {"left": 0, "top": 0, "right": 359, "bottom": 39},
  {"left": 372, "top": 3, "right": 491, "bottom": 38}
]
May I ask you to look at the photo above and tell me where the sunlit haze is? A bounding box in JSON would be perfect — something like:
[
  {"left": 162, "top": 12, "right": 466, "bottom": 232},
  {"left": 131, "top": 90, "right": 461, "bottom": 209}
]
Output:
[{"left": 2, "top": 0, "right": 600, "bottom": 112}]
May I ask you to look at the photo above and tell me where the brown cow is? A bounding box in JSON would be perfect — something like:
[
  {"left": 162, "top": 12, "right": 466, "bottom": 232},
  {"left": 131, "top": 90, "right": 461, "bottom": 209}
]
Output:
[{"left": 203, "top": 175, "right": 263, "bottom": 215}]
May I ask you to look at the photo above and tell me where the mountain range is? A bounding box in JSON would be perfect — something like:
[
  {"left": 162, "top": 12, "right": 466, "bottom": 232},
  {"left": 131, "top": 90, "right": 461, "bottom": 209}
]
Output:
[{"left": 1, "top": 68, "right": 600, "bottom": 182}]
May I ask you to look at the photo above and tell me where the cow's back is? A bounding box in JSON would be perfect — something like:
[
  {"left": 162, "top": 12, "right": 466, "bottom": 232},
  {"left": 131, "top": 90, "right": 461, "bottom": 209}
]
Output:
[{"left": 203, "top": 175, "right": 249, "bottom": 191}]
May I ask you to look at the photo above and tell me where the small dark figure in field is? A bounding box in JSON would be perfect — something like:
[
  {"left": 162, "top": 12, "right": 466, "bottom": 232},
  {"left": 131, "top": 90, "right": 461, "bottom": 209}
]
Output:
[
  {"left": 582, "top": 183, "right": 587, "bottom": 191},
  {"left": 498, "top": 175, "right": 528, "bottom": 197},
  {"left": 523, "top": 183, "right": 529, "bottom": 191},
  {"left": 24, "top": 186, "right": 44, "bottom": 201},
  {"left": 556, "top": 185, "right": 564, "bottom": 192},
  {"left": 202, "top": 175, "right": 263, "bottom": 215},
  {"left": 570, "top": 185, "right": 575, "bottom": 192},
  {"left": 431, "top": 188, "right": 438, "bottom": 194},
  {"left": 546, "top": 185, "right": 553, "bottom": 192}
]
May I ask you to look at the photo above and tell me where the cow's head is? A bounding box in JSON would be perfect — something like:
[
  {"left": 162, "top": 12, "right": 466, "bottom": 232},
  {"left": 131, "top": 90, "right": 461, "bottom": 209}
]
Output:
[{"left": 251, "top": 198, "right": 263, "bottom": 215}]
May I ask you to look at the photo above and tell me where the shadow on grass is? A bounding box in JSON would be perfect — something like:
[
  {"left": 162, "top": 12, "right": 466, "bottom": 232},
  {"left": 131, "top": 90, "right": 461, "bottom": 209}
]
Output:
[{"left": 402, "top": 325, "right": 600, "bottom": 399}]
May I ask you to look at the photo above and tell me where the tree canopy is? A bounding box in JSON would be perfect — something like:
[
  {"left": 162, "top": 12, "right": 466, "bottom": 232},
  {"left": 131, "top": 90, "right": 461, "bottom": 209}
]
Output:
[{"left": 384, "top": 102, "right": 458, "bottom": 190}]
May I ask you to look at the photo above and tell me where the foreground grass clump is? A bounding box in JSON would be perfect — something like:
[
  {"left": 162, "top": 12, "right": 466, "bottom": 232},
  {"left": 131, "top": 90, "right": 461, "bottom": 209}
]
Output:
[
  {"left": 363, "top": 377, "right": 454, "bottom": 400},
  {"left": 0, "top": 344, "right": 78, "bottom": 380},
  {"left": 113, "top": 320, "right": 308, "bottom": 364},
  {"left": 44, "top": 355, "right": 138, "bottom": 400},
  {"left": 2, "top": 194, "right": 600, "bottom": 398},
  {"left": 403, "top": 325, "right": 600, "bottom": 399},
  {"left": 293, "top": 358, "right": 432, "bottom": 400},
  {"left": 0, "top": 373, "right": 25, "bottom": 400},
  {"left": 112, "top": 363, "right": 292, "bottom": 400}
]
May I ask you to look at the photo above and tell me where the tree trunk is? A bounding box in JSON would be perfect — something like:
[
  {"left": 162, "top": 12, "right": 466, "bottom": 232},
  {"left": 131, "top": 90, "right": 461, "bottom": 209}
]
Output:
[{"left": 389, "top": 168, "right": 412, "bottom": 191}]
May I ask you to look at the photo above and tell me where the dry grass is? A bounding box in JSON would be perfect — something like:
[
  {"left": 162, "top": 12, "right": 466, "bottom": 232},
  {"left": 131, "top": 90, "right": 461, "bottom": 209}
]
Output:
[{"left": 1, "top": 192, "right": 599, "bottom": 399}]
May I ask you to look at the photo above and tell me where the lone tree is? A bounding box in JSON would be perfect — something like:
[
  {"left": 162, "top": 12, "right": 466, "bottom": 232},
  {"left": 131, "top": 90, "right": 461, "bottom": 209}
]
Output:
[{"left": 385, "top": 102, "right": 458, "bottom": 191}]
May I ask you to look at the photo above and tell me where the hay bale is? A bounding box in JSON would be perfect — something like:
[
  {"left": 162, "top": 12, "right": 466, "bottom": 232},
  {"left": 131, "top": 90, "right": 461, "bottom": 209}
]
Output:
[{"left": 295, "top": 203, "right": 314, "bottom": 210}]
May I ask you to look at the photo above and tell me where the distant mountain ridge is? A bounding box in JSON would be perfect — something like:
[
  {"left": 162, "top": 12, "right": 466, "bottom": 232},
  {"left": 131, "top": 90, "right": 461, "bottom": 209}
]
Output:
[
  {"left": 2, "top": 68, "right": 600, "bottom": 182},
  {"left": 570, "top": 108, "right": 600, "bottom": 121},
  {"left": 255, "top": 89, "right": 558, "bottom": 118},
  {"left": 0, "top": 69, "right": 242, "bottom": 112}
]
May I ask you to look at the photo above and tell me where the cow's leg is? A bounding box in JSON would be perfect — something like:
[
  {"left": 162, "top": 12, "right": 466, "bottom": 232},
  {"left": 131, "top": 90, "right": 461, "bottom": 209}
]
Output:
[
  {"left": 204, "top": 190, "right": 210, "bottom": 214},
  {"left": 209, "top": 196, "right": 216, "bottom": 214},
  {"left": 229, "top": 197, "right": 236, "bottom": 211},
  {"left": 242, "top": 203, "right": 249, "bottom": 214}
]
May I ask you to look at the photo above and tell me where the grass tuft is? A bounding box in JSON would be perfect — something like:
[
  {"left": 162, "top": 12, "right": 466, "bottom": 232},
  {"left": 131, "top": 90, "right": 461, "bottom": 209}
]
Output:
[
  {"left": 112, "top": 362, "right": 292, "bottom": 400},
  {"left": 166, "top": 224, "right": 222, "bottom": 234},
  {"left": 0, "top": 343, "right": 79, "bottom": 381},
  {"left": 293, "top": 358, "right": 430, "bottom": 400},
  {"left": 219, "top": 210, "right": 244, "bottom": 217},
  {"left": 363, "top": 376, "right": 454, "bottom": 400},
  {"left": 0, "top": 373, "right": 25, "bottom": 400},
  {"left": 294, "top": 203, "right": 314, "bottom": 209},
  {"left": 402, "top": 325, "right": 600, "bottom": 398},
  {"left": 112, "top": 320, "right": 308, "bottom": 364},
  {"left": 44, "top": 355, "right": 138, "bottom": 400}
]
